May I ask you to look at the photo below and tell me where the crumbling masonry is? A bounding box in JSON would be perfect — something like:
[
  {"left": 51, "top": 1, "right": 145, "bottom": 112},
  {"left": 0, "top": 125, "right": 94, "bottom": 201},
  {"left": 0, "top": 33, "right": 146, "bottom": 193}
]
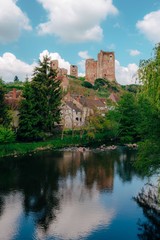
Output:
[{"left": 85, "top": 51, "right": 115, "bottom": 84}]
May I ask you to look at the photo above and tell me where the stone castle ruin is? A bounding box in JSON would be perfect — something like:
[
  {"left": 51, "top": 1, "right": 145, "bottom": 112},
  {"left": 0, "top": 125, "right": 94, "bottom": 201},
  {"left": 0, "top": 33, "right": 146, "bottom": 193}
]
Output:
[
  {"left": 50, "top": 50, "right": 115, "bottom": 89},
  {"left": 51, "top": 60, "right": 69, "bottom": 90},
  {"left": 50, "top": 61, "right": 79, "bottom": 90},
  {"left": 70, "top": 65, "right": 78, "bottom": 78},
  {"left": 85, "top": 51, "right": 115, "bottom": 84}
]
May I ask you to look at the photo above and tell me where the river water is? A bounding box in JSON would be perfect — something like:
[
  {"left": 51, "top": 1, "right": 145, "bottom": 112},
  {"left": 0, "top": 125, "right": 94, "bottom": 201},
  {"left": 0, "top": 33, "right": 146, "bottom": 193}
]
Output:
[{"left": 0, "top": 147, "right": 158, "bottom": 240}]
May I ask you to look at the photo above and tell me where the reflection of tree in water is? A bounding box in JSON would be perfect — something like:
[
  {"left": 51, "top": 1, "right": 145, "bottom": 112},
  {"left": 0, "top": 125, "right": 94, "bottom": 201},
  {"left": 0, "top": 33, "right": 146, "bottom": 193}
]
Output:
[
  {"left": 0, "top": 148, "right": 143, "bottom": 235},
  {"left": 134, "top": 183, "right": 160, "bottom": 240},
  {"left": 115, "top": 148, "right": 143, "bottom": 182},
  {"left": 0, "top": 151, "right": 62, "bottom": 231}
]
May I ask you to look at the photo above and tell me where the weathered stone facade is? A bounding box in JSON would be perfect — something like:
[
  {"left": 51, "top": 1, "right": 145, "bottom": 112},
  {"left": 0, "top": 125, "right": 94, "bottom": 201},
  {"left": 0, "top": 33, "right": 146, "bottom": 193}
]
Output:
[
  {"left": 85, "top": 59, "right": 97, "bottom": 85},
  {"left": 85, "top": 50, "right": 115, "bottom": 84},
  {"left": 50, "top": 60, "right": 69, "bottom": 90},
  {"left": 51, "top": 60, "right": 58, "bottom": 70},
  {"left": 70, "top": 65, "right": 78, "bottom": 78}
]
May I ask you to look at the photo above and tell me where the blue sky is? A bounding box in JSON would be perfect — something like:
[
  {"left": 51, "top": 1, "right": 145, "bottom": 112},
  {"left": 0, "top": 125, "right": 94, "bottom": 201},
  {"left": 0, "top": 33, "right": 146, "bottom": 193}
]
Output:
[{"left": 0, "top": 0, "right": 160, "bottom": 84}]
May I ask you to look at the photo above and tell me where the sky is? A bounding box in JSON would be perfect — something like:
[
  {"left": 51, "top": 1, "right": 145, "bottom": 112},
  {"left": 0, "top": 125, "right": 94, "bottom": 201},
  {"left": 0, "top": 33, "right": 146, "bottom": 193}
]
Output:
[{"left": 0, "top": 0, "right": 160, "bottom": 85}]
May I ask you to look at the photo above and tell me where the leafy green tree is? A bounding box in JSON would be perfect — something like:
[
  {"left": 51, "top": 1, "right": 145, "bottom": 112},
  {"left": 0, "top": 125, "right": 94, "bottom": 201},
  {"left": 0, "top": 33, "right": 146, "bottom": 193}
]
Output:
[
  {"left": 135, "top": 43, "right": 160, "bottom": 175},
  {"left": 86, "top": 114, "right": 105, "bottom": 139},
  {"left": 0, "top": 126, "right": 15, "bottom": 143},
  {"left": 18, "top": 55, "right": 62, "bottom": 141},
  {"left": 116, "top": 92, "right": 138, "bottom": 143}
]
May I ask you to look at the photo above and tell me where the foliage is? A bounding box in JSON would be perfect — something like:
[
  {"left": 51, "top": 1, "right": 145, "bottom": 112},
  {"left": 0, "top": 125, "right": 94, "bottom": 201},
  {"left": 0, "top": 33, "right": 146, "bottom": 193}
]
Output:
[
  {"left": 135, "top": 43, "right": 160, "bottom": 175},
  {"left": 123, "top": 84, "right": 139, "bottom": 94},
  {"left": 78, "top": 76, "right": 85, "bottom": 81},
  {"left": 5, "top": 82, "right": 24, "bottom": 91},
  {"left": 113, "top": 92, "right": 138, "bottom": 143},
  {"left": 138, "top": 43, "right": 160, "bottom": 108},
  {"left": 81, "top": 81, "right": 93, "bottom": 89},
  {"left": 0, "top": 83, "right": 11, "bottom": 126},
  {"left": 0, "top": 133, "right": 102, "bottom": 158},
  {"left": 14, "top": 75, "right": 20, "bottom": 82},
  {"left": 0, "top": 126, "right": 15, "bottom": 143},
  {"left": 18, "top": 55, "right": 62, "bottom": 141},
  {"left": 94, "top": 78, "right": 107, "bottom": 90},
  {"left": 85, "top": 113, "right": 115, "bottom": 141}
]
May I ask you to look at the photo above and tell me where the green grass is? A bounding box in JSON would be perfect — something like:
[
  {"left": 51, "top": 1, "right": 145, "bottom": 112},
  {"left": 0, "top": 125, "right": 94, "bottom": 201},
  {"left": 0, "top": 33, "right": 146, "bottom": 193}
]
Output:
[{"left": 0, "top": 132, "right": 108, "bottom": 158}]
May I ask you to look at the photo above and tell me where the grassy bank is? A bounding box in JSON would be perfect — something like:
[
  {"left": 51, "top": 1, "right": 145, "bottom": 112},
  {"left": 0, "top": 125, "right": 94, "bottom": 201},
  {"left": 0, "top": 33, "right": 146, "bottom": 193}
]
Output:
[{"left": 0, "top": 133, "right": 107, "bottom": 158}]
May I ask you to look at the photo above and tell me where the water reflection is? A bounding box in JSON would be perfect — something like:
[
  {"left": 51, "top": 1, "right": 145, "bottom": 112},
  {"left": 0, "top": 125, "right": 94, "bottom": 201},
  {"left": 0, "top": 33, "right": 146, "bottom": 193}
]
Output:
[
  {"left": 0, "top": 148, "right": 144, "bottom": 239},
  {"left": 0, "top": 193, "right": 23, "bottom": 240},
  {"left": 36, "top": 175, "right": 115, "bottom": 240}
]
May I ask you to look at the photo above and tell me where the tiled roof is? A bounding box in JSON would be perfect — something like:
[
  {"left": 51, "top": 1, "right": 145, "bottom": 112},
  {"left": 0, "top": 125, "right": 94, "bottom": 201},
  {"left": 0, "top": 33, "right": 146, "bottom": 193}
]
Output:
[{"left": 65, "top": 101, "right": 82, "bottom": 113}]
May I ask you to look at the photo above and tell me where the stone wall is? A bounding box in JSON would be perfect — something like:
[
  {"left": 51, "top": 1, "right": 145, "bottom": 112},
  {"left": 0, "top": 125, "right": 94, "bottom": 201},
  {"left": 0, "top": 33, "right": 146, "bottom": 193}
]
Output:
[
  {"left": 85, "top": 59, "right": 97, "bottom": 84},
  {"left": 85, "top": 50, "right": 115, "bottom": 84},
  {"left": 70, "top": 65, "right": 78, "bottom": 78},
  {"left": 97, "top": 51, "right": 115, "bottom": 81}
]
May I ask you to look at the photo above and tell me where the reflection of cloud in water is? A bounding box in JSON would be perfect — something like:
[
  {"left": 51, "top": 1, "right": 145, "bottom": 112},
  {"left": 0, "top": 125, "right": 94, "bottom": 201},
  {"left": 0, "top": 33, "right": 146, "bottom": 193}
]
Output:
[
  {"left": 0, "top": 193, "right": 22, "bottom": 240},
  {"left": 37, "top": 175, "right": 115, "bottom": 240}
]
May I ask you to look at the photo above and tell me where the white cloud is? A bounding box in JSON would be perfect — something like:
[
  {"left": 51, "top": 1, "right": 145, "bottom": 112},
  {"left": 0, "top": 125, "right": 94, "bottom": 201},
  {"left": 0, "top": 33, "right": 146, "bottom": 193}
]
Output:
[
  {"left": 78, "top": 51, "right": 90, "bottom": 59},
  {"left": 36, "top": 176, "right": 115, "bottom": 240},
  {"left": 78, "top": 59, "right": 86, "bottom": 75},
  {"left": 37, "top": 0, "right": 118, "bottom": 42},
  {"left": 115, "top": 60, "right": 139, "bottom": 85},
  {"left": 0, "top": 0, "right": 32, "bottom": 44},
  {"left": 136, "top": 10, "right": 160, "bottom": 43},
  {"left": 78, "top": 51, "right": 91, "bottom": 75},
  {"left": 0, "top": 193, "right": 23, "bottom": 240},
  {"left": 0, "top": 50, "right": 71, "bottom": 82},
  {"left": 0, "top": 53, "right": 36, "bottom": 82},
  {"left": 39, "top": 50, "right": 70, "bottom": 72},
  {"left": 129, "top": 49, "right": 141, "bottom": 56}
]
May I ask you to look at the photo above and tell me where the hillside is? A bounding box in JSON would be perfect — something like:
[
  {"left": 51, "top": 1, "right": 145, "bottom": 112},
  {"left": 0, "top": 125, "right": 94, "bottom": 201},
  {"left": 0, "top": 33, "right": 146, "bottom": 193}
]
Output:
[{"left": 67, "top": 76, "right": 125, "bottom": 103}]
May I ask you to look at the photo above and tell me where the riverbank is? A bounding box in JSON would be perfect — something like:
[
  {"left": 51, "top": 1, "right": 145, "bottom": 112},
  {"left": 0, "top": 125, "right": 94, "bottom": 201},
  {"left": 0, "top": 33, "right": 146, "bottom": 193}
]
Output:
[{"left": 0, "top": 133, "right": 110, "bottom": 158}]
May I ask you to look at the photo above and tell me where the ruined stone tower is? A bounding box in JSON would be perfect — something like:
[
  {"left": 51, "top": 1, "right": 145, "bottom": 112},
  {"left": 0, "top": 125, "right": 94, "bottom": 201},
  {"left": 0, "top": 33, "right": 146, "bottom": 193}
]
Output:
[
  {"left": 97, "top": 51, "right": 115, "bottom": 81},
  {"left": 51, "top": 60, "right": 58, "bottom": 70},
  {"left": 70, "top": 65, "right": 78, "bottom": 78},
  {"left": 85, "top": 50, "right": 115, "bottom": 84},
  {"left": 85, "top": 59, "right": 97, "bottom": 85},
  {"left": 50, "top": 60, "right": 69, "bottom": 90}
]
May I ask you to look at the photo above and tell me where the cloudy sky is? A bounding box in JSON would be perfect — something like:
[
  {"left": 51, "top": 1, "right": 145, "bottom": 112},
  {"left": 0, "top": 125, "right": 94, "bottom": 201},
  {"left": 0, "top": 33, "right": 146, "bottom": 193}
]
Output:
[{"left": 0, "top": 0, "right": 160, "bottom": 84}]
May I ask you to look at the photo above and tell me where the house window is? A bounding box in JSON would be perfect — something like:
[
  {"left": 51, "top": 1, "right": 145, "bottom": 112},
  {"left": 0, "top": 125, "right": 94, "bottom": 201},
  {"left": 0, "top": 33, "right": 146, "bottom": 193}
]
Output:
[{"left": 76, "top": 117, "right": 79, "bottom": 121}]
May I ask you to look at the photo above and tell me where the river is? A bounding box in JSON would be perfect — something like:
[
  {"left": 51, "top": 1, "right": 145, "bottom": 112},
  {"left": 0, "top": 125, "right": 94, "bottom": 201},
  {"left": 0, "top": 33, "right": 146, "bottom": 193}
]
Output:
[{"left": 0, "top": 147, "right": 158, "bottom": 240}]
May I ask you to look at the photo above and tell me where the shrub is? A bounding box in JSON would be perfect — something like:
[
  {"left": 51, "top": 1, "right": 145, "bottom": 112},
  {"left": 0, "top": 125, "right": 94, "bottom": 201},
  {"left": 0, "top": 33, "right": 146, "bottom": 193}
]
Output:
[
  {"left": 82, "top": 81, "right": 93, "bottom": 88},
  {"left": 0, "top": 126, "right": 16, "bottom": 143}
]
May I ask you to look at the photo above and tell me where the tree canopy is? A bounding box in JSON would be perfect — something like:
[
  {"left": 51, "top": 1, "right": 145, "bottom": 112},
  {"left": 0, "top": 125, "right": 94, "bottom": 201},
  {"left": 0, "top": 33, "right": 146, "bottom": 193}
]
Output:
[
  {"left": 135, "top": 43, "right": 160, "bottom": 175},
  {"left": 18, "top": 55, "right": 62, "bottom": 141}
]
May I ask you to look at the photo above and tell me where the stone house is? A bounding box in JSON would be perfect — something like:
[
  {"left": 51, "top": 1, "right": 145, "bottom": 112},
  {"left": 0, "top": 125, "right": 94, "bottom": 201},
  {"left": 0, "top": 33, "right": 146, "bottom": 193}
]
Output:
[
  {"left": 61, "top": 101, "right": 83, "bottom": 129},
  {"left": 61, "top": 94, "right": 108, "bottom": 129}
]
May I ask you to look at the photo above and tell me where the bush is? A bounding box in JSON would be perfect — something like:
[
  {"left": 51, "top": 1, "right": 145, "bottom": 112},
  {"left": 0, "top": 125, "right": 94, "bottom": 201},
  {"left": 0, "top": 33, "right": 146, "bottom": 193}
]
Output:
[
  {"left": 0, "top": 126, "right": 16, "bottom": 143},
  {"left": 94, "top": 78, "right": 107, "bottom": 90},
  {"left": 82, "top": 81, "right": 93, "bottom": 88}
]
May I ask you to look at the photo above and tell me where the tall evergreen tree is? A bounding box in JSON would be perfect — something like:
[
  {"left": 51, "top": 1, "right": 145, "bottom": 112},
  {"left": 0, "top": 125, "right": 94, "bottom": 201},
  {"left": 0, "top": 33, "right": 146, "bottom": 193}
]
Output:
[{"left": 18, "top": 55, "right": 62, "bottom": 141}]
